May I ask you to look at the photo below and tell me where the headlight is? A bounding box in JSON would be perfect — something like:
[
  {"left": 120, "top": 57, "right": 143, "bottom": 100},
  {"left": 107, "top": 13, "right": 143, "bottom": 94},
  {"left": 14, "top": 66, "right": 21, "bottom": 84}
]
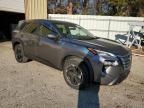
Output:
[
  {"left": 88, "top": 48, "right": 119, "bottom": 66},
  {"left": 96, "top": 50, "right": 119, "bottom": 66}
]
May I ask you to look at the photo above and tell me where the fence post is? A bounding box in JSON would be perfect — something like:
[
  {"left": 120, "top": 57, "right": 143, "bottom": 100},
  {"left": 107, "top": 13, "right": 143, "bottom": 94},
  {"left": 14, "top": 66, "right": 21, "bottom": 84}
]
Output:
[
  {"left": 107, "top": 19, "right": 111, "bottom": 39},
  {"left": 79, "top": 16, "right": 81, "bottom": 26},
  {"left": 48, "top": 14, "right": 50, "bottom": 20}
]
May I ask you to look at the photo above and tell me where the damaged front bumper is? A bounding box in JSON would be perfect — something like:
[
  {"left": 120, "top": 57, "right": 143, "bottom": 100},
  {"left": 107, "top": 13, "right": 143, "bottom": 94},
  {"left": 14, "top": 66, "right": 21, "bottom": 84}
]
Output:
[{"left": 91, "top": 52, "right": 132, "bottom": 85}]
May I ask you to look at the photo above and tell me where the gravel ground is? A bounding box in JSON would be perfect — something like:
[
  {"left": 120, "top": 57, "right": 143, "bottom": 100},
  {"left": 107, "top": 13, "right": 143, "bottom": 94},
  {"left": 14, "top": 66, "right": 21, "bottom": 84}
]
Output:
[{"left": 0, "top": 41, "right": 143, "bottom": 108}]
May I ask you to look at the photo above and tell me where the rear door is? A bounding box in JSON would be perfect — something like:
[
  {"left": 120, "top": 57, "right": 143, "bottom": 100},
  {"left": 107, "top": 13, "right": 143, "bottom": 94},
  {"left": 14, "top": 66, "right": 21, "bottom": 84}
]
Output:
[
  {"left": 34, "top": 24, "right": 62, "bottom": 65},
  {"left": 21, "top": 22, "right": 39, "bottom": 57}
]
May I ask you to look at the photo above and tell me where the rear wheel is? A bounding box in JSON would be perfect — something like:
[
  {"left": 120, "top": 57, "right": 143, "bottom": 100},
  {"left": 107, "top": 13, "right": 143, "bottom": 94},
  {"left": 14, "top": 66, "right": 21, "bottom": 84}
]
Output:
[
  {"left": 63, "top": 57, "right": 89, "bottom": 90},
  {"left": 14, "top": 44, "right": 28, "bottom": 63}
]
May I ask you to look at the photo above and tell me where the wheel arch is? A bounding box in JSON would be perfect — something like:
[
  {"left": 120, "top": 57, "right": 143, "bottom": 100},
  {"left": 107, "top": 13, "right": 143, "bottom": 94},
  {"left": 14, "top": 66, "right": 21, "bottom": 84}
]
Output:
[
  {"left": 12, "top": 39, "right": 23, "bottom": 49},
  {"left": 13, "top": 41, "right": 20, "bottom": 49}
]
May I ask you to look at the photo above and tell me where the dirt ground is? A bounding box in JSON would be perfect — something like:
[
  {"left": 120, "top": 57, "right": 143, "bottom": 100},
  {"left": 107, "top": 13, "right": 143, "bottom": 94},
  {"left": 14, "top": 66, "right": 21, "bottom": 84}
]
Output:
[{"left": 0, "top": 41, "right": 143, "bottom": 108}]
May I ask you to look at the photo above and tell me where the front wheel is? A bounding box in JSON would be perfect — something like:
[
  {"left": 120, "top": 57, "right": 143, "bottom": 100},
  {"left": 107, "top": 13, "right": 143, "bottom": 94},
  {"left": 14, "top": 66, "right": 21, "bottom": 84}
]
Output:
[
  {"left": 63, "top": 57, "right": 89, "bottom": 90},
  {"left": 14, "top": 44, "right": 28, "bottom": 63}
]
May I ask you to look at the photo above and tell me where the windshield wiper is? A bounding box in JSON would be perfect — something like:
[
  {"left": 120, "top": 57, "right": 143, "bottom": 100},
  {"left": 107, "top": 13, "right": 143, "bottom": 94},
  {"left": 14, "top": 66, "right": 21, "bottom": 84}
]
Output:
[{"left": 78, "top": 36, "right": 99, "bottom": 40}]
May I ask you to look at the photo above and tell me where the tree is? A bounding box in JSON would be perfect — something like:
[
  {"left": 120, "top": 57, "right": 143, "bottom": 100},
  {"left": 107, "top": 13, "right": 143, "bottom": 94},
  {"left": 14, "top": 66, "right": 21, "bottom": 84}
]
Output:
[{"left": 108, "top": 0, "right": 144, "bottom": 16}]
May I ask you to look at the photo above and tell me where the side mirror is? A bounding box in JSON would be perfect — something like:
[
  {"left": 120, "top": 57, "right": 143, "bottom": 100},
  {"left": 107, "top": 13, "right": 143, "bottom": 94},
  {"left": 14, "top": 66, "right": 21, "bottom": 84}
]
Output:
[{"left": 47, "top": 33, "right": 57, "bottom": 40}]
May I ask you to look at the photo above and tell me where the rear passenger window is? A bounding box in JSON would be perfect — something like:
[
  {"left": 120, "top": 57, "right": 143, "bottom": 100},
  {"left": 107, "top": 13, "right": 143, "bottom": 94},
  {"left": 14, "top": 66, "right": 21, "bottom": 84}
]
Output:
[
  {"left": 22, "top": 23, "right": 38, "bottom": 33},
  {"left": 35, "top": 25, "right": 55, "bottom": 36}
]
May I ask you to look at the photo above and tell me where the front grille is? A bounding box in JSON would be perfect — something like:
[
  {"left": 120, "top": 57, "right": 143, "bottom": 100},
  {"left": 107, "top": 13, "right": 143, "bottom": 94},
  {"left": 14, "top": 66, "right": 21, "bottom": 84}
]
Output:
[{"left": 118, "top": 53, "right": 132, "bottom": 71}]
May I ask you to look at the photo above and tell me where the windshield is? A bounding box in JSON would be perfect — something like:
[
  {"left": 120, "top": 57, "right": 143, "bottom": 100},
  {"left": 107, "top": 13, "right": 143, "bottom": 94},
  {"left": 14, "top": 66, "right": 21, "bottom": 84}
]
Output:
[{"left": 54, "top": 22, "right": 97, "bottom": 40}]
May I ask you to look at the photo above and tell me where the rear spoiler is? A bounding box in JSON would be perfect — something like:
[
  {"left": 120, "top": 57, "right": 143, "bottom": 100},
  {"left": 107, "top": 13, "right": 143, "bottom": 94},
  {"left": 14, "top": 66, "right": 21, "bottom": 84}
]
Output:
[{"left": 11, "top": 20, "right": 25, "bottom": 38}]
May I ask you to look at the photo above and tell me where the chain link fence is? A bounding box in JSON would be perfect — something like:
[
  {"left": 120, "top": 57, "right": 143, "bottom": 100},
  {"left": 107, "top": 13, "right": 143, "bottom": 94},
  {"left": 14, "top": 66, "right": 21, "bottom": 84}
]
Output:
[{"left": 48, "top": 14, "right": 144, "bottom": 41}]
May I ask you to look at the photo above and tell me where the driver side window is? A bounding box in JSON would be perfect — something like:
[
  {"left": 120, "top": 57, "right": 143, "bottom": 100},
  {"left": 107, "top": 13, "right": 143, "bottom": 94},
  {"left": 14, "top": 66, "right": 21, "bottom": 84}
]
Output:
[{"left": 69, "top": 26, "right": 87, "bottom": 36}]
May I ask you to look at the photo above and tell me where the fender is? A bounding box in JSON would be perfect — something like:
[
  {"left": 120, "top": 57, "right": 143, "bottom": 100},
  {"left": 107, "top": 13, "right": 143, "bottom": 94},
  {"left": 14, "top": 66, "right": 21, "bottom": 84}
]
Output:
[
  {"left": 12, "top": 38, "right": 30, "bottom": 61},
  {"left": 12, "top": 38, "right": 24, "bottom": 50}
]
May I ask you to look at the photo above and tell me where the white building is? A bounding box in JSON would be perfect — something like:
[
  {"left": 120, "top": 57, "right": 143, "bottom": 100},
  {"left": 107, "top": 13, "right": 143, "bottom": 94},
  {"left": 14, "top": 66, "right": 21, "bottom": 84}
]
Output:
[{"left": 0, "top": 0, "right": 24, "bottom": 13}]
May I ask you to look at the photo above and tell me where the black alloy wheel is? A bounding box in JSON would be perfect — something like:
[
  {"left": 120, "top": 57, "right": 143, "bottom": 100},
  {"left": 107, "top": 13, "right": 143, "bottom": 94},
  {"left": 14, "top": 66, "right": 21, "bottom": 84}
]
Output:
[
  {"left": 14, "top": 44, "right": 28, "bottom": 63},
  {"left": 66, "top": 64, "right": 83, "bottom": 86},
  {"left": 63, "top": 57, "right": 89, "bottom": 90}
]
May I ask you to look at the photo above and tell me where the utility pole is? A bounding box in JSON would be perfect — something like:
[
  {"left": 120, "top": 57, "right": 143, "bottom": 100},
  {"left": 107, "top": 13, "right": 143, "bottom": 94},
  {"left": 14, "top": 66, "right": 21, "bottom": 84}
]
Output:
[{"left": 24, "top": 0, "right": 48, "bottom": 19}]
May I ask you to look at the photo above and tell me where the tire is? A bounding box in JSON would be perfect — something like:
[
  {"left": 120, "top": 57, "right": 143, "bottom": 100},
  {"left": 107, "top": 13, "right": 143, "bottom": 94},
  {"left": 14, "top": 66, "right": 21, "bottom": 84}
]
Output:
[
  {"left": 14, "top": 44, "right": 28, "bottom": 63},
  {"left": 63, "top": 57, "right": 89, "bottom": 90}
]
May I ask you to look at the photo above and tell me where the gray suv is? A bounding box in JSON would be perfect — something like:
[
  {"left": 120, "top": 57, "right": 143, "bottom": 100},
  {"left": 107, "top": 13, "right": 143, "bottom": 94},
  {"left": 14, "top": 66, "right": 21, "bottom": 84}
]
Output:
[{"left": 12, "top": 20, "right": 132, "bottom": 90}]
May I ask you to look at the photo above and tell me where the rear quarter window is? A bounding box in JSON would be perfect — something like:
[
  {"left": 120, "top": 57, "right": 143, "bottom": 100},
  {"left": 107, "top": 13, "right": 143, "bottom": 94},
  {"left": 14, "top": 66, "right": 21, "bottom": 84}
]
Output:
[{"left": 22, "top": 23, "right": 38, "bottom": 33}]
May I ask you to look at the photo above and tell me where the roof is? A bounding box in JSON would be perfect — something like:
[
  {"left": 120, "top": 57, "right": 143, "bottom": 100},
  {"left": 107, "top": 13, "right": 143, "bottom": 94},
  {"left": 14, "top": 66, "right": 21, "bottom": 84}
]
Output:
[
  {"left": 20, "top": 19, "right": 76, "bottom": 25},
  {"left": 49, "top": 20, "right": 76, "bottom": 25}
]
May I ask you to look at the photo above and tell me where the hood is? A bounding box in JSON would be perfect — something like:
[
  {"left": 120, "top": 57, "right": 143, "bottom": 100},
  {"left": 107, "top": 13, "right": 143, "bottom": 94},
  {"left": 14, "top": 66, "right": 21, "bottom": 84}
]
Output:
[{"left": 68, "top": 38, "right": 130, "bottom": 56}]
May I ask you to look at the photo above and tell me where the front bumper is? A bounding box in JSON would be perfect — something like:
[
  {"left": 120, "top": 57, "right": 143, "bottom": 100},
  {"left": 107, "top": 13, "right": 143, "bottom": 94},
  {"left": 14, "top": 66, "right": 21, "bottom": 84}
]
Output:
[
  {"left": 89, "top": 53, "right": 132, "bottom": 85},
  {"left": 100, "top": 65, "right": 130, "bottom": 85}
]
